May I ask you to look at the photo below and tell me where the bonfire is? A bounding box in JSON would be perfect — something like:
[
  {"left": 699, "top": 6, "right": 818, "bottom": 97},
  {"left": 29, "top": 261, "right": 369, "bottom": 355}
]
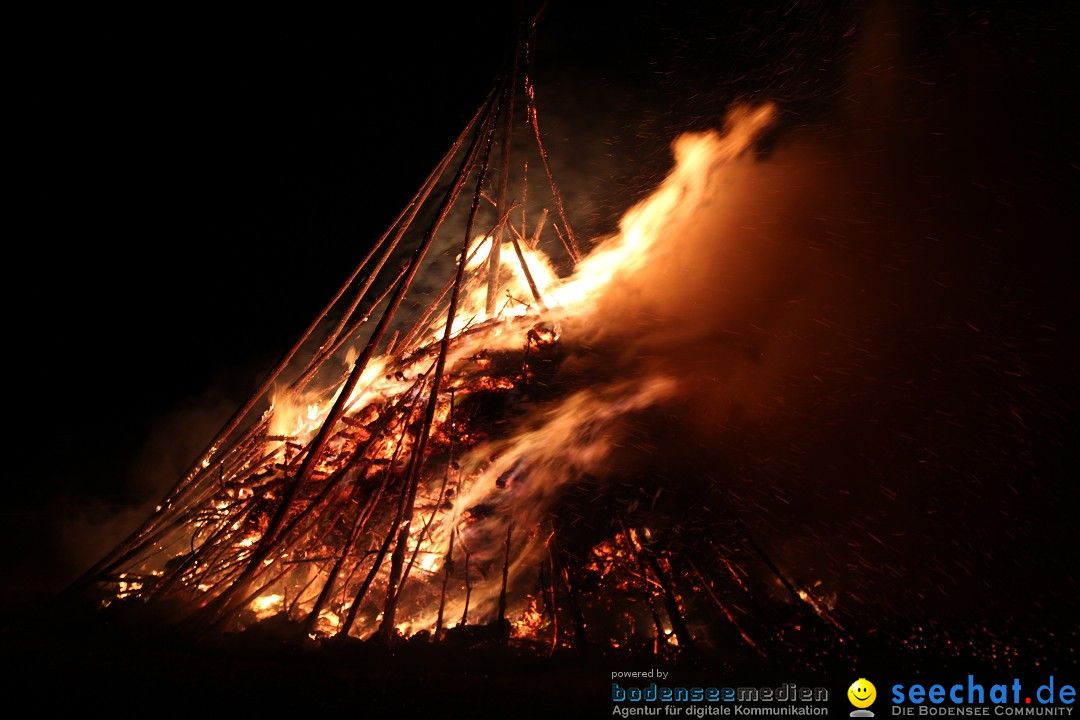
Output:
[{"left": 77, "top": 25, "right": 839, "bottom": 658}]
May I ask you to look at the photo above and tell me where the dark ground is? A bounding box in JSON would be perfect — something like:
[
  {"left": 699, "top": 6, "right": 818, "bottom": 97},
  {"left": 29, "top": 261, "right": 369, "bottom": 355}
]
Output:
[{"left": 2, "top": 600, "right": 1075, "bottom": 714}]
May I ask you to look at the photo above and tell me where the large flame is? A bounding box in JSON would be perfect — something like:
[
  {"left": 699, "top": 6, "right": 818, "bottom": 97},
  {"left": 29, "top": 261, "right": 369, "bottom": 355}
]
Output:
[{"left": 117, "top": 104, "right": 778, "bottom": 646}]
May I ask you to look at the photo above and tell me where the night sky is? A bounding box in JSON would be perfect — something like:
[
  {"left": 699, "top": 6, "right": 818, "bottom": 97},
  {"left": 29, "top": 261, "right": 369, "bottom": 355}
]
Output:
[{"left": 5, "top": 0, "right": 1077, "bottom": 628}]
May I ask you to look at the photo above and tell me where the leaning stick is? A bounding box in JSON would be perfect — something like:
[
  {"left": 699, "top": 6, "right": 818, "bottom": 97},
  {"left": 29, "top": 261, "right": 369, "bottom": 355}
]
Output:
[
  {"left": 618, "top": 519, "right": 666, "bottom": 654},
  {"left": 497, "top": 518, "right": 514, "bottom": 629},
  {"left": 302, "top": 377, "right": 428, "bottom": 634},
  {"left": 389, "top": 390, "right": 459, "bottom": 613},
  {"left": 434, "top": 388, "right": 457, "bottom": 638},
  {"left": 339, "top": 405, "right": 425, "bottom": 636},
  {"left": 69, "top": 90, "right": 494, "bottom": 597},
  {"left": 520, "top": 161, "right": 528, "bottom": 252},
  {"left": 434, "top": 528, "right": 456, "bottom": 637},
  {"left": 525, "top": 74, "right": 580, "bottom": 263},
  {"left": 212, "top": 370, "right": 433, "bottom": 616},
  {"left": 529, "top": 208, "right": 549, "bottom": 250},
  {"left": 508, "top": 225, "right": 546, "bottom": 308},
  {"left": 459, "top": 542, "right": 472, "bottom": 627},
  {"left": 559, "top": 558, "right": 588, "bottom": 657},
  {"left": 545, "top": 541, "right": 559, "bottom": 656},
  {"left": 486, "top": 62, "right": 517, "bottom": 316},
  {"left": 636, "top": 535, "right": 696, "bottom": 653},
  {"left": 206, "top": 90, "right": 498, "bottom": 626},
  {"left": 290, "top": 262, "right": 409, "bottom": 393},
  {"left": 685, "top": 557, "right": 763, "bottom": 656},
  {"left": 378, "top": 98, "right": 500, "bottom": 640},
  {"left": 397, "top": 207, "right": 516, "bottom": 354}
]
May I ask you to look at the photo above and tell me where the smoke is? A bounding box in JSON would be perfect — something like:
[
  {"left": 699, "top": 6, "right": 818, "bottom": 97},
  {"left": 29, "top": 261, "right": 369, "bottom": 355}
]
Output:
[
  {"left": 563, "top": 108, "right": 846, "bottom": 441},
  {"left": 450, "top": 2, "right": 1076, "bottom": 622},
  {"left": 30, "top": 389, "right": 239, "bottom": 603},
  {"left": 446, "top": 103, "right": 811, "bottom": 618}
]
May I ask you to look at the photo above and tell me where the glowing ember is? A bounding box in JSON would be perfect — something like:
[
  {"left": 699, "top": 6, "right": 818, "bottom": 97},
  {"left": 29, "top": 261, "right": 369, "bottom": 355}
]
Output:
[{"left": 251, "top": 594, "right": 284, "bottom": 620}]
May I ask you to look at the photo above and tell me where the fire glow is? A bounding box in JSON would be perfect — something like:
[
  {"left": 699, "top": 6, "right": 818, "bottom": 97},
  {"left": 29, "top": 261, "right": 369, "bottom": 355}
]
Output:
[{"left": 83, "top": 89, "right": 837, "bottom": 655}]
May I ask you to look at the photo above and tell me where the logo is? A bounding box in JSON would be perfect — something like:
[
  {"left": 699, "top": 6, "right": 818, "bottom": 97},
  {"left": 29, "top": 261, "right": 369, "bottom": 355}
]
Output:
[
  {"left": 849, "top": 678, "right": 878, "bottom": 717},
  {"left": 890, "top": 675, "right": 1077, "bottom": 714}
]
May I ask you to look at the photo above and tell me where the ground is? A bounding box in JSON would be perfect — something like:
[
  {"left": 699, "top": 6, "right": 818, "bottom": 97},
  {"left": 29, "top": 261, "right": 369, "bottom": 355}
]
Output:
[{"left": 2, "top": 600, "right": 1074, "bottom": 715}]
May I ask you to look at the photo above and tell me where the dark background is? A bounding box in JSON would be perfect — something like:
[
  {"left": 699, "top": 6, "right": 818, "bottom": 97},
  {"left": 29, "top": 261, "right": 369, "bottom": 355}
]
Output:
[{"left": 4, "top": 0, "right": 1077, "bottom": 630}]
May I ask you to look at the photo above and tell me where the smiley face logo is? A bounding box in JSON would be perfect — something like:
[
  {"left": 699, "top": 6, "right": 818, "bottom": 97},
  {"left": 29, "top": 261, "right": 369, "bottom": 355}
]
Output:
[{"left": 848, "top": 678, "right": 877, "bottom": 709}]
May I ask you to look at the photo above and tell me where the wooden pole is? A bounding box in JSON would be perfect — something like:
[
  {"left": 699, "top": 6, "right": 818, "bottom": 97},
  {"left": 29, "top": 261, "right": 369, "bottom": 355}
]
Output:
[
  {"left": 459, "top": 543, "right": 472, "bottom": 627},
  {"left": 485, "top": 45, "right": 519, "bottom": 317},
  {"left": 528, "top": 207, "right": 548, "bottom": 250},
  {"left": 525, "top": 73, "right": 580, "bottom": 263},
  {"left": 69, "top": 93, "right": 492, "bottom": 596},
  {"left": 560, "top": 560, "right": 588, "bottom": 657},
  {"left": 520, "top": 160, "right": 528, "bottom": 252},
  {"left": 634, "top": 533, "right": 696, "bottom": 653},
  {"left": 618, "top": 520, "right": 666, "bottom": 654},
  {"left": 289, "top": 262, "right": 409, "bottom": 393},
  {"left": 338, "top": 384, "right": 429, "bottom": 636},
  {"left": 378, "top": 99, "right": 500, "bottom": 641},
  {"left": 497, "top": 518, "right": 514, "bottom": 630},
  {"left": 201, "top": 90, "right": 499, "bottom": 626},
  {"left": 545, "top": 541, "right": 559, "bottom": 656},
  {"left": 434, "top": 527, "right": 455, "bottom": 637},
  {"left": 508, "top": 225, "right": 546, "bottom": 308},
  {"left": 550, "top": 530, "right": 588, "bottom": 657},
  {"left": 396, "top": 207, "right": 515, "bottom": 354},
  {"left": 685, "top": 557, "right": 763, "bottom": 656},
  {"left": 301, "top": 378, "right": 429, "bottom": 634}
]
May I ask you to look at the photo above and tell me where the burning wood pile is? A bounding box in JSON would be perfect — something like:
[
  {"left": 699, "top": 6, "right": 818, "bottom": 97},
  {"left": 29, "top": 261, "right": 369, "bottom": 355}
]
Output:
[{"left": 77, "top": 31, "right": 842, "bottom": 659}]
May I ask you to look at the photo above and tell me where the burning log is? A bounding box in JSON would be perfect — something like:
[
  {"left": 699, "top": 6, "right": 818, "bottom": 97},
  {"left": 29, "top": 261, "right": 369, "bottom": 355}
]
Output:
[{"left": 340, "top": 424, "right": 420, "bottom": 637}]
